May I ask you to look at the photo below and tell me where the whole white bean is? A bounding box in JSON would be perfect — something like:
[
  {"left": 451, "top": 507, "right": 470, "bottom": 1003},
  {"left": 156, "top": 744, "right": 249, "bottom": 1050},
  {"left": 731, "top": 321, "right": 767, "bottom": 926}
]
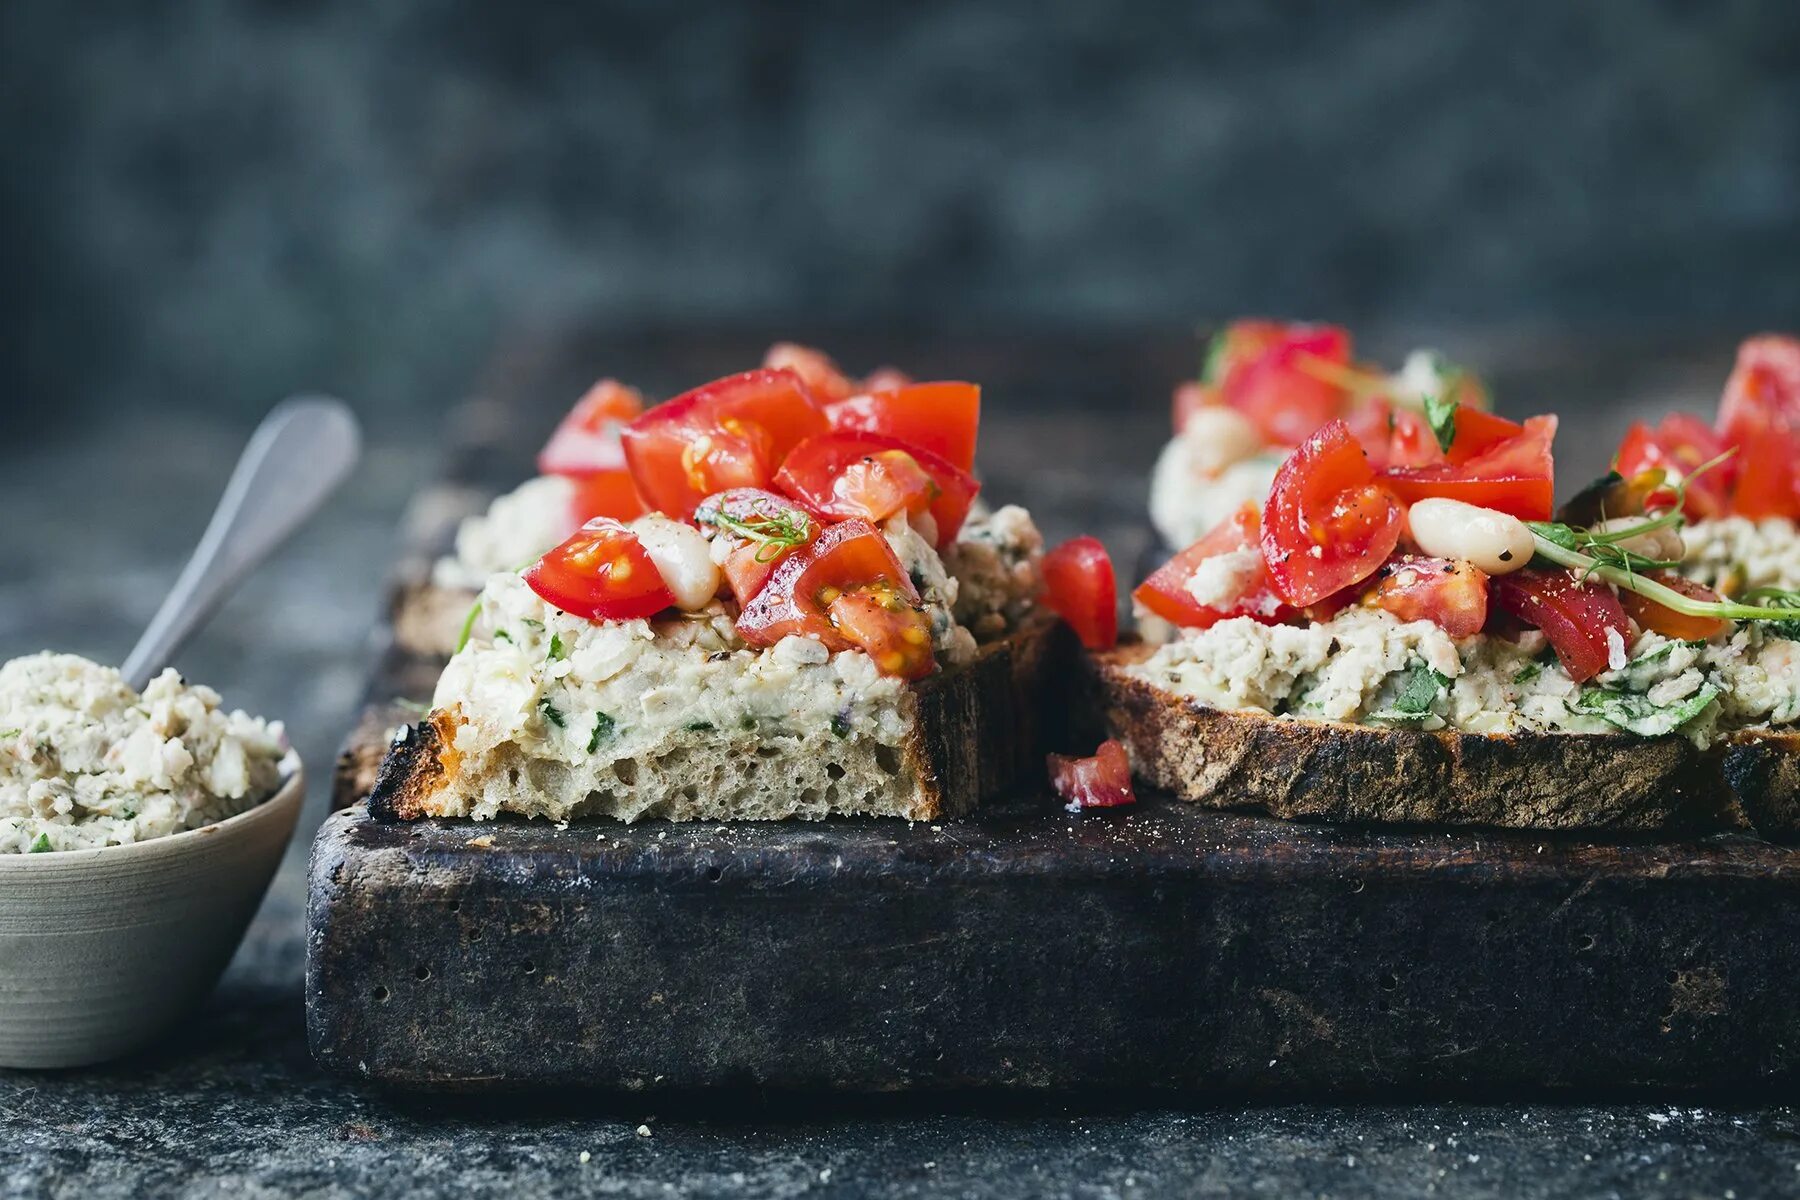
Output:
[
  {"left": 1589, "top": 518, "right": 1684, "bottom": 563},
  {"left": 630, "top": 513, "right": 723, "bottom": 610},
  {"left": 1181, "top": 404, "right": 1265, "bottom": 476},
  {"left": 1406, "top": 498, "right": 1536, "bottom": 575}
]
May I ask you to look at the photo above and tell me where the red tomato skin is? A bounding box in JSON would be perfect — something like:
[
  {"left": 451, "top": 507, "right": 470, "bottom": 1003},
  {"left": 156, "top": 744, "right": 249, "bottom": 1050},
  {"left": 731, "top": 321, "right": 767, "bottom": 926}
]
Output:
[
  {"left": 1489, "top": 569, "right": 1630, "bottom": 683},
  {"left": 1614, "top": 414, "right": 1735, "bottom": 519},
  {"left": 622, "top": 368, "right": 828, "bottom": 517},
  {"left": 1134, "top": 503, "right": 1294, "bottom": 629},
  {"left": 1618, "top": 571, "right": 1730, "bottom": 642},
  {"left": 1368, "top": 556, "right": 1489, "bottom": 638},
  {"left": 1040, "top": 536, "right": 1118, "bottom": 650},
  {"left": 763, "top": 343, "right": 857, "bottom": 404},
  {"left": 537, "top": 379, "right": 645, "bottom": 477},
  {"left": 1379, "top": 415, "right": 1557, "bottom": 521},
  {"left": 824, "top": 590, "right": 936, "bottom": 680},
  {"left": 776, "top": 433, "right": 980, "bottom": 548},
  {"left": 1048, "top": 739, "right": 1137, "bottom": 811},
  {"left": 1261, "top": 420, "right": 1405, "bottom": 607},
  {"left": 524, "top": 518, "right": 674, "bottom": 621},
  {"left": 826, "top": 382, "right": 982, "bottom": 473},
  {"left": 1224, "top": 325, "right": 1354, "bottom": 448},
  {"left": 735, "top": 518, "right": 921, "bottom": 652},
  {"left": 1718, "top": 335, "right": 1800, "bottom": 440},
  {"left": 567, "top": 470, "right": 646, "bottom": 523}
]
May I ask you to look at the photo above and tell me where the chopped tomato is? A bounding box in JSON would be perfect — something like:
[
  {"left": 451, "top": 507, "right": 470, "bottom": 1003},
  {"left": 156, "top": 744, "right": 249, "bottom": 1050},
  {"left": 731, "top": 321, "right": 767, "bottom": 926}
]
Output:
[
  {"left": 1040, "top": 536, "right": 1118, "bottom": 650},
  {"left": 1732, "top": 432, "right": 1800, "bottom": 520},
  {"left": 567, "top": 470, "right": 645, "bottom": 523},
  {"left": 1489, "top": 568, "right": 1630, "bottom": 683},
  {"left": 1202, "top": 319, "right": 1301, "bottom": 384},
  {"left": 735, "top": 518, "right": 934, "bottom": 678},
  {"left": 1134, "top": 503, "right": 1294, "bottom": 629},
  {"left": 1171, "top": 381, "right": 1218, "bottom": 434},
  {"left": 537, "top": 379, "right": 645, "bottom": 477},
  {"left": 1261, "top": 420, "right": 1404, "bottom": 606},
  {"left": 1618, "top": 570, "right": 1730, "bottom": 642},
  {"left": 1049, "top": 739, "right": 1136, "bottom": 811},
  {"left": 1614, "top": 414, "right": 1734, "bottom": 519},
  {"left": 1220, "top": 323, "right": 1354, "bottom": 447},
  {"left": 1368, "top": 556, "right": 1489, "bottom": 637},
  {"left": 1348, "top": 400, "right": 1447, "bottom": 471},
  {"left": 693, "top": 488, "right": 819, "bottom": 604},
  {"left": 824, "top": 588, "right": 936, "bottom": 680},
  {"left": 1717, "top": 334, "right": 1800, "bottom": 441},
  {"left": 621, "top": 368, "right": 829, "bottom": 517},
  {"left": 826, "top": 382, "right": 981, "bottom": 472},
  {"left": 1380, "top": 415, "right": 1557, "bottom": 521},
  {"left": 1443, "top": 406, "right": 1527, "bottom": 464},
  {"left": 776, "top": 433, "right": 979, "bottom": 548},
  {"left": 763, "top": 343, "right": 857, "bottom": 404},
  {"left": 523, "top": 517, "right": 674, "bottom": 622}
]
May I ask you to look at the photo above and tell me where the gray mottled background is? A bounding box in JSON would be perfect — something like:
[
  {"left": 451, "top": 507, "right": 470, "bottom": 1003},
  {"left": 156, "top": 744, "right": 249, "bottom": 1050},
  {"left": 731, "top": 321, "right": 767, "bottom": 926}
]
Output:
[{"left": 4, "top": 0, "right": 1799, "bottom": 439}]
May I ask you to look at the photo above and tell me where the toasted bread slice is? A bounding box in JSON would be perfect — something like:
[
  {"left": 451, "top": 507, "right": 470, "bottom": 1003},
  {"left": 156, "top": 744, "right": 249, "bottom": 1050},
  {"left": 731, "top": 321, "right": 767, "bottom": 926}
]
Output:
[
  {"left": 1087, "top": 641, "right": 1800, "bottom": 834},
  {"left": 369, "top": 617, "right": 1066, "bottom": 824}
]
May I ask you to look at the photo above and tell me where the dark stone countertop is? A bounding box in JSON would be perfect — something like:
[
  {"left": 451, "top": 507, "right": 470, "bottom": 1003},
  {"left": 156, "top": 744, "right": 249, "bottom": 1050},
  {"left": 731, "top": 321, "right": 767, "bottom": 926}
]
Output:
[{"left": 3, "top": 329, "right": 1797, "bottom": 1196}]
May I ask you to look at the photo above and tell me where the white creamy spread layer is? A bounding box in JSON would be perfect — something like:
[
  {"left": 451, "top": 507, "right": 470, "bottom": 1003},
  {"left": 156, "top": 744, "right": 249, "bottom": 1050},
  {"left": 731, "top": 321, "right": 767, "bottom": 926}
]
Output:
[
  {"left": 0, "top": 654, "right": 287, "bottom": 854},
  {"left": 943, "top": 504, "right": 1045, "bottom": 639},
  {"left": 1148, "top": 440, "right": 1282, "bottom": 550},
  {"left": 436, "top": 575, "right": 911, "bottom": 797},
  {"left": 433, "top": 475, "right": 581, "bottom": 591},
  {"left": 1126, "top": 608, "right": 1800, "bottom": 746},
  {"left": 1680, "top": 516, "right": 1800, "bottom": 595}
]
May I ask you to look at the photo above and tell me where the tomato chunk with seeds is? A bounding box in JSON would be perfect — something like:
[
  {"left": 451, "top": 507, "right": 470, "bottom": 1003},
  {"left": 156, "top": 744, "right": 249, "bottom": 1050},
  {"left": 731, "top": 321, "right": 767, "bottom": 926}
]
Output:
[
  {"left": 826, "top": 382, "right": 981, "bottom": 472},
  {"left": 524, "top": 517, "right": 674, "bottom": 622},
  {"left": 1618, "top": 571, "right": 1730, "bottom": 642},
  {"left": 1135, "top": 503, "right": 1294, "bottom": 629},
  {"left": 735, "top": 518, "right": 934, "bottom": 677},
  {"left": 622, "top": 369, "right": 828, "bottom": 517},
  {"left": 1261, "top": 420, "right": 1404, "bottom": 606},
  {"left": 1489, "top": 568, "right": 1630, "bottom": 683},
  {"left": 1368, "top": 556, "right": 1489, "bottom": 638},
  {"left": 1040, "top": 536, "right": 1117, "bottom": 650},
  {"left": 1614, "top": 414, "right": 1734, "bottom": 519},
  {"left": 776, "top": 433, "right": 979, "bottom": 548},
  {"left": 1049, "top": 739, "right": 1136, "bottom": 811},
  {"left": 1221, "top": 324, "right": 1355, "bottom": 448},
  {"left": 693, "top": 488, "right": 819, "bottom": 604}
]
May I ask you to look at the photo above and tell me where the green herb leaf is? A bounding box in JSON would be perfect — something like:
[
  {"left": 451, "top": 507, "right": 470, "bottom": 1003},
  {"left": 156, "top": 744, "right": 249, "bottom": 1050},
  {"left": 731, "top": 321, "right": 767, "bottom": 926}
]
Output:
[
  {"left": 1423, "top": 390, "right": 1459, "bottom": 454},
  {"left": 548, "top": 633, "right": 566, "bottom": 661},
  {"left": 1512, "top": 663, "right": 1541, "bottom": 685},
  {"left": 455, "top": 600, "right": 482, "bottom": 653},
  {"left": 694, "top": 494, "right": 815, "bottom": 562},
  {"left": 1369, "top": 663, "right": 1451, "bottom": 722},
  {"left": 29, "top": 833, "right": 51, "bottom": 853},
  {"left": 587, "top": 711, "right": 615, "bottom": 753},
  {"left": 685, "top": 721, "right": 714, "bottom": 732},
  {"left": 1573, "top": 683, "right": 1718, "bottom": 738},
  {"left": 538, "top": 697, "right": 566, "bottom": 729},
  {"left": 0, "top": 728, "right": 20, "bottom": 739},
  {"left": 494, "top": 629, "right": 512, "bottom": 643},
  {"left": 830, "top": 713, "right": 852, "bottom": 738}
]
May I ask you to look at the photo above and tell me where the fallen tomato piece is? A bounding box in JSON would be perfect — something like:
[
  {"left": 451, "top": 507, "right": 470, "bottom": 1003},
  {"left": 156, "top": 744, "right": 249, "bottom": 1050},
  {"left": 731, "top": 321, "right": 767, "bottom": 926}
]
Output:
[
  {"left": 1041, "top": 535, "right": 1118, "bottom": 650},
  {"left": 1049, "top": 739, "right": 1136, "bottom": 811},
  {"left": 524, "top": 517, "right": 674, "bottom": 622}
]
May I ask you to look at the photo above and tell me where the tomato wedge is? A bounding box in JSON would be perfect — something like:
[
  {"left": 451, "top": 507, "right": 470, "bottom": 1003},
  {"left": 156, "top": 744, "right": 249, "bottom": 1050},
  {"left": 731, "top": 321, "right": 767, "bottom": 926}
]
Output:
[
  {"left": 622, "top": 369, "right": 829, "bottom": 517},
  {"left": 1379, "top": 415, "right": 1557, "bottom": 521},
  {"left": 567, "top": 470, "right": 645, "bottom": 523},
  {"left": 775, "top": 433, "right": 980, "bottom": 548},
  {"left": 1614, "top": 414, "right": 1734, "bottom": 519},
  {"left": 1134, "top": 502, "right": 1294, "bottom": 629},
  {"left": 763, "top": 342, "right": 858, "bottom": 404},
  {"left": 1221, "top": 323, "right": 1354, "bottom": 447},
  {"left": 1368, "top": 556, "right": 1489, "bottom": 637},
  {"left": 1048, "top": 739, "right": 1136, "bottom": 811},
  {"left": 735, "top": 518, "right": 934, "bottom": 678},
  {"left": 537, "top": 379, "right": 645, "bottom": 476},
  {"left": 826, "top": 381, "right": 981, "bottom": 472},
  {"left": 1489, "top": 568, "right": 1630, "bottom": 683},
  {"left": 1617, "top": 570, "right": 1730, "bottom": 642},
  {"left": 1040, "top": 536, "right": 1118, "bottom": 650},
  {"left": 693, "top": 487, "right": 819, "bottom": 605},
  {"left": 524, "top": 517, "right": 674, "bottom": 622},
  {"left": 1718, "top": 334, "right": 1800, "bottom": 440},
  {"left": 1261, "top": 420, "right": 1404, "bottom": 606}
]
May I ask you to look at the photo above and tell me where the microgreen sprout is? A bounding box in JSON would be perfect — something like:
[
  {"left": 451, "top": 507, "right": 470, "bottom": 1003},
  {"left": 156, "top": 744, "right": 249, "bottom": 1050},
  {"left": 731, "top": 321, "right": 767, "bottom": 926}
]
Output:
[{"left": 696, "top": 497, "right": 814, "bottom": 563}]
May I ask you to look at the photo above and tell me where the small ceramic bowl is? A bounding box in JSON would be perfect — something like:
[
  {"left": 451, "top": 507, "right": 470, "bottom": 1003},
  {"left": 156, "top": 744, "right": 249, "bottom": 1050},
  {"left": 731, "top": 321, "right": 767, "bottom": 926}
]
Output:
[{"left": 0, "top": 753, "right": 304, "bottom": 1069}]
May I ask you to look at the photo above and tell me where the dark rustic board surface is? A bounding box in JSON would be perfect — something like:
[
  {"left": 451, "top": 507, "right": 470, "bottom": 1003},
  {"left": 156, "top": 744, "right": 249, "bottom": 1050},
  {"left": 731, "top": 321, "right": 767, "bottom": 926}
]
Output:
[{"left": 310, "top": 324, "right": 1800, "bottom": 1097}]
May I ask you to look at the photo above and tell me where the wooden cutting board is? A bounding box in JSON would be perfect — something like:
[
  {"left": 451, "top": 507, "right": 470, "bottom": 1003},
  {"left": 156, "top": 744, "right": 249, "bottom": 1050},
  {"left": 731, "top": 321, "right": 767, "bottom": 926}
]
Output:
[{"left": 307, "top": 328, "right": 1800, "bottom": 1095}]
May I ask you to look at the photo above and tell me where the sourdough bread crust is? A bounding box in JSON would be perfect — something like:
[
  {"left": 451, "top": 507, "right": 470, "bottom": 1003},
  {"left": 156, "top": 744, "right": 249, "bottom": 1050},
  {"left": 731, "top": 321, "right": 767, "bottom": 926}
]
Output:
[
  {"left": 1089, "top": 642, "right": 1800, "bottom": 834},
  {"left": 367, "top": 616, "right": 1065, "bottom": 824}
]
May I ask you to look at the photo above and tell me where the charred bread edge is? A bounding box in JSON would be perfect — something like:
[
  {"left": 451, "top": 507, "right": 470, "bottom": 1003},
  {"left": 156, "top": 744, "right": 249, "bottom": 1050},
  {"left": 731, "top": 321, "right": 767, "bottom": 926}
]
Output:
[
  {"left": 1088, "top": 641, "right": 1800, "bottom": 835},
  {"left": 365, "top": 615, "right": 1069, "bottom": 823}
]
